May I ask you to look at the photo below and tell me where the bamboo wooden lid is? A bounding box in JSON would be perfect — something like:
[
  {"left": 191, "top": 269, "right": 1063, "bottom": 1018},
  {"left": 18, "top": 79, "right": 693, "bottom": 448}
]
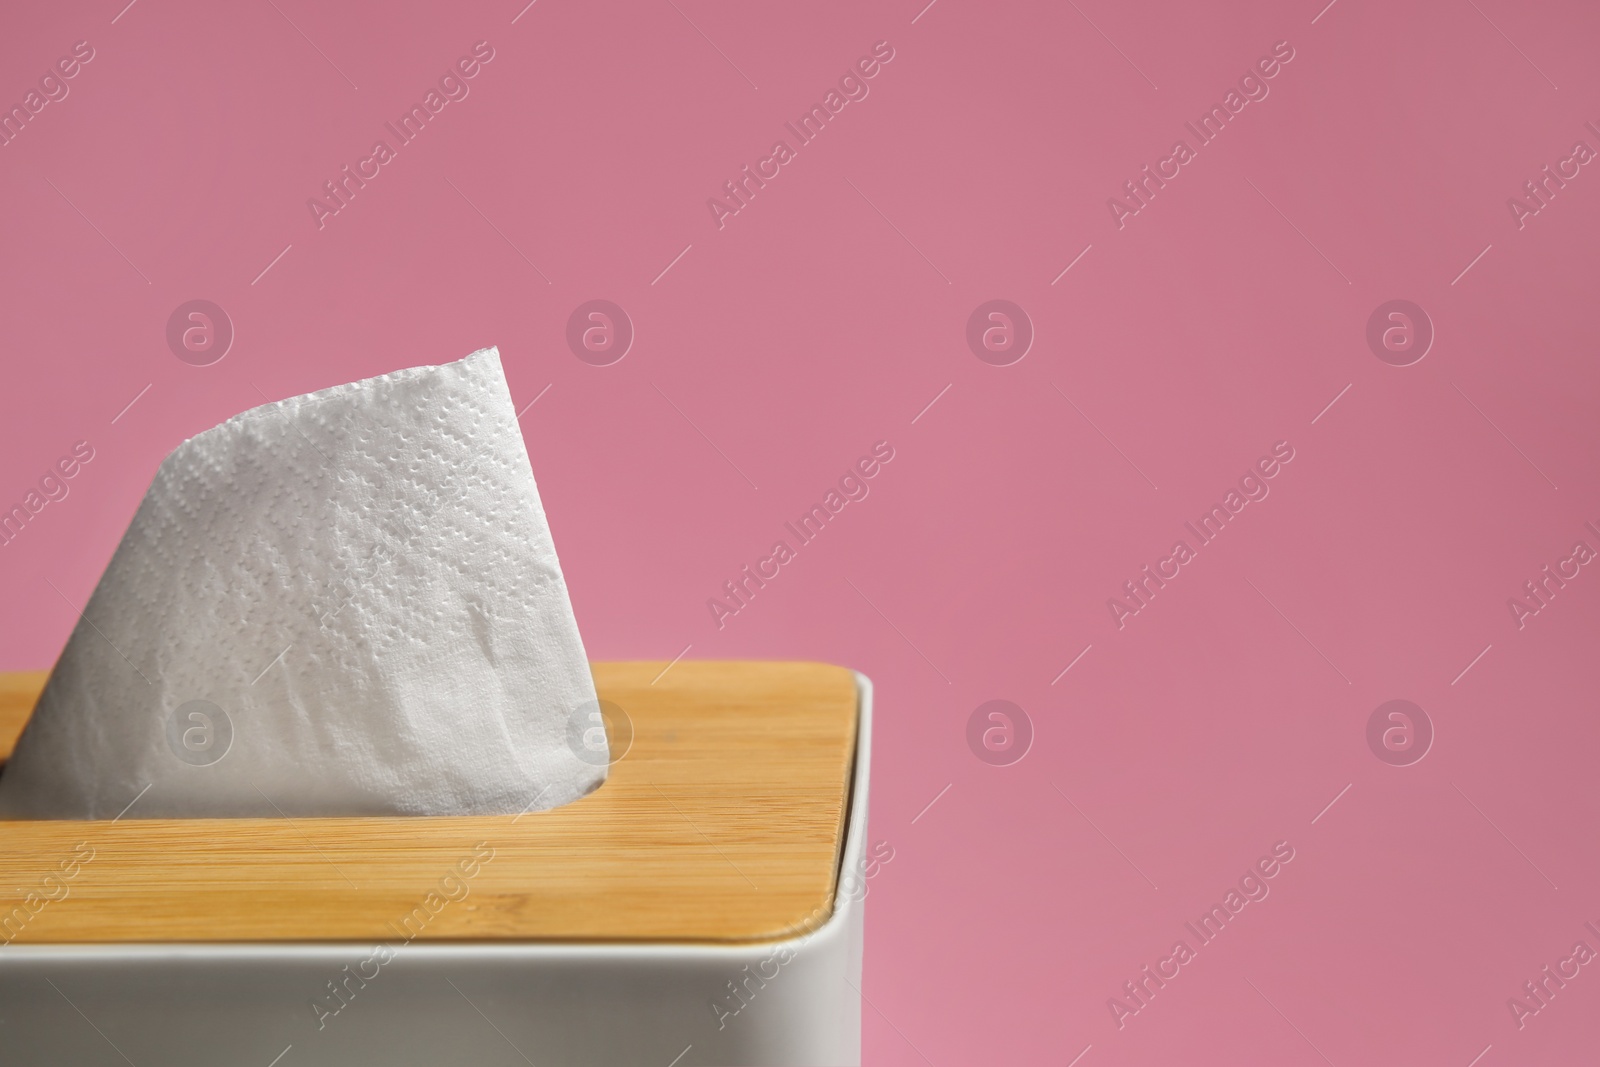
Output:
[{"left": 0, "top": 661, "right": 858, "bottom": 944}]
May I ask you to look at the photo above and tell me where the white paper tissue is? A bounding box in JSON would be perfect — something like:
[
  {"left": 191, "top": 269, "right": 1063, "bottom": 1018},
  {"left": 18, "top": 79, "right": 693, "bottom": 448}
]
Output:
[{"left": 0, "top": 348, "right": 607, "bottom": 819}]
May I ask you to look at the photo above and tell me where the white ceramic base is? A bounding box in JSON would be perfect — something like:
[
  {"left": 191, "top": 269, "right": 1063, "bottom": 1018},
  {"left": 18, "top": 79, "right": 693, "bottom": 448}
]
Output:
[{"left": 0, "top": 674, "right": 873, "bottom": 1067}]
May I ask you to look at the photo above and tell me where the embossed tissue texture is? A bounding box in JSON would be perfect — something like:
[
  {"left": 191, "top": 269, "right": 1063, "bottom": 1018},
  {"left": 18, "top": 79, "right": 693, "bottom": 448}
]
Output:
[{"left": 0, "top": 348, "right": 605, "bottom": 818}]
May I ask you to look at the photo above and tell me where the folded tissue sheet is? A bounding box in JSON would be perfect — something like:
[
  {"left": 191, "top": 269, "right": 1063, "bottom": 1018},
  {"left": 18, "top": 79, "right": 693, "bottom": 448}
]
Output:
[{"left": 0, "top": 348, "right": 607, "bottom": 819}]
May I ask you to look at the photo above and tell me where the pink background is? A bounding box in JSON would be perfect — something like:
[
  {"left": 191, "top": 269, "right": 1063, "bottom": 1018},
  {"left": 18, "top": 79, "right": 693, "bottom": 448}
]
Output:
[{"left": 4, "top": 0, "right": 1600, "bottom": 1062}]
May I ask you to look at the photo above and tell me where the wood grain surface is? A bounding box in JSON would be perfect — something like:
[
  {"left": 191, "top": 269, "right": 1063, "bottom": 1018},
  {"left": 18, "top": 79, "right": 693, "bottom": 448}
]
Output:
[
  {"left": 0, "top": 670, "right": 44, "bottom": 763},
  {"left": 0, "top": 661, "right": 858, "bottom": 944}
]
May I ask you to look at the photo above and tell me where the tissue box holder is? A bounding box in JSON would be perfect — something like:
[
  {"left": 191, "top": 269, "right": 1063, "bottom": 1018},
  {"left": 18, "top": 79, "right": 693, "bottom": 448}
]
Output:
[{"left": 0, "top": 661, "right": 871, "bottom": 1067}]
